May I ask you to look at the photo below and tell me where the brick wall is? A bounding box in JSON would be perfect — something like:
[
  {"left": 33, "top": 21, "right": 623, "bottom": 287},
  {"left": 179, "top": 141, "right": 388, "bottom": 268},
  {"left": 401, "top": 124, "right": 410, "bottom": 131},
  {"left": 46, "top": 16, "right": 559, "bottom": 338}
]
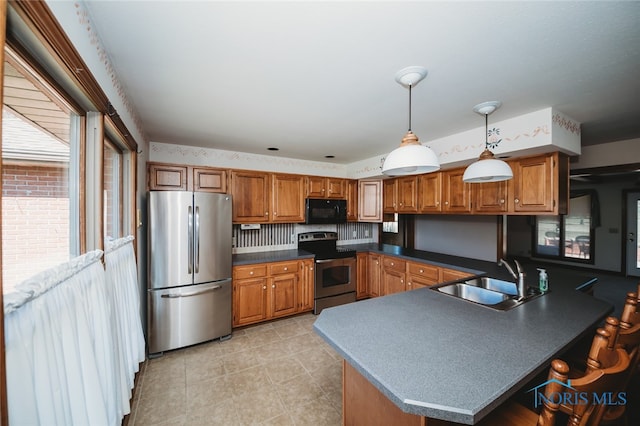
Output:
[{"left": 2, "top": 164, "right": 69, "bottom": 291}]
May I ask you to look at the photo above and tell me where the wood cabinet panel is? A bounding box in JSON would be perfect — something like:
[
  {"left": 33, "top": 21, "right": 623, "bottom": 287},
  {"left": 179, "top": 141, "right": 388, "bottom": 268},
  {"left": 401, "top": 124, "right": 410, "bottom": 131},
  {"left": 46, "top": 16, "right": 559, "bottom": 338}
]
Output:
[
  {"left": 383, "top": 179, "right": 397, "bottom": 213},
  {"left": 270, "top": 273, "right": 298, "bottom": 318},
  {"left": 417, "top": 173, "right": 442, "bottom": 212},
  {"left": 474, "top": 180, "right": 508, "bottom": 213},
  {"left": 382, "top": 257, "right": 406, "bottom": 295},
  {"left": 440, "top": 268, "right": 474, "bottom": 283},
  {"left": 299, "top": 259, "right": 314, "bottom": 312},
  {"left": 356, "top": 253, "right": 368, "bottom": 299},
  {"left": 233, "top": 276, "right": 268, "bottom": 326},
  {"left": 358, "top": 180, "right": 383, "bottom": 222},
  {"left": 442, "top": 167, "right": 472, "bottom": 213},
  {"left": 512, "top": 154, "right": 554, "bottom": 212},
  {"left": 367, "top": 254, "right": 382, "bottom": 297},
  {"left": 148, "top": 163, "right": 188, "bottom": 191},
  {"left": 306, "top": 176, "right": 326, "bottom": 198},
  {"left": 231, "top": 170, "right": 270, "bottom": 223},
  {"left": 326, "top": 178, "right": 346, "bottom": 199},
  {"left": 346, "top": 179, "right": 358, "bottom": 222},
  {"left": 397, "top": 176, "right": 419, "bottom": 213},
  {"left": 271, "top": 174, "right": 305, "bottom": 223},
  {"left": 193, "top": 167, "right": 227, "bottom": 193}
]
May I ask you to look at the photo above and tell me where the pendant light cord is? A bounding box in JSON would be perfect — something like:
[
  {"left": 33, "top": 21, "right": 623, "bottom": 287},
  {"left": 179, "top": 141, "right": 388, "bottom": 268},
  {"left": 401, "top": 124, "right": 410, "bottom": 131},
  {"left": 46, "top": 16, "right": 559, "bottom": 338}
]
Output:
[
  {"left": 485, "top": 113, "right": 488, "bottom": 148},
  {"left": 408, "top": 85, "right": 412, "bottom": 131}
]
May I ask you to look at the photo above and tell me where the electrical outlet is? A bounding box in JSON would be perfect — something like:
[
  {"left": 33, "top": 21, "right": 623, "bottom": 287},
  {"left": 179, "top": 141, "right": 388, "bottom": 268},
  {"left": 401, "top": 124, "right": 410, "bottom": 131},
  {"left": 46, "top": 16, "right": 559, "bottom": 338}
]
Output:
[
  {"left": 352, "top": 230, "right": 357, "bottom": 238},
  {"left": 365, "top": 229, "right": 369, "bottom": 237},
  {"left": 232, "top": 236, "right": 236, "bottom": 247}
]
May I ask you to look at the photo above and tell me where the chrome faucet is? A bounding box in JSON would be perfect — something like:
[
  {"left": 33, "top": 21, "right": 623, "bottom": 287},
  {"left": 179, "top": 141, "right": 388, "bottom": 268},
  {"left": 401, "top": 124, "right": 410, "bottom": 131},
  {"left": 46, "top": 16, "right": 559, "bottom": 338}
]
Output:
[{"left": 499, "top": 259, "right": 527, "bottom": 299}]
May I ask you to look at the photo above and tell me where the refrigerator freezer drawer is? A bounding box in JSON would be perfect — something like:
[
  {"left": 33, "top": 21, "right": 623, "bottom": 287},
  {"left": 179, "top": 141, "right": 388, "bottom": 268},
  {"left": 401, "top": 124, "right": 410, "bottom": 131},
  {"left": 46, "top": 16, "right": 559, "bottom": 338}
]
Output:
[{"left": 148, "top": 279, "right": 232, "bottom": 354}]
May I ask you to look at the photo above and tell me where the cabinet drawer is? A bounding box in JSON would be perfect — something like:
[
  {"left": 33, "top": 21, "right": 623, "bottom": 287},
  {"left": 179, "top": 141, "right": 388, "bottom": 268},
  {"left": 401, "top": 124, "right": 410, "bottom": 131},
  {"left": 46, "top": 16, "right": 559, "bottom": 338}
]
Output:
[
  {"left": 270, "top": 261, "right": 299, "bottom": 275},
  {"left": 407, "top": 263, "right": 439, "bottom": 281},
  {"left": 382, "top": 257, "right": 406, "bottom": 273},
  {"left": 233, "top": 264, "right": 267, "bottom": 280}
]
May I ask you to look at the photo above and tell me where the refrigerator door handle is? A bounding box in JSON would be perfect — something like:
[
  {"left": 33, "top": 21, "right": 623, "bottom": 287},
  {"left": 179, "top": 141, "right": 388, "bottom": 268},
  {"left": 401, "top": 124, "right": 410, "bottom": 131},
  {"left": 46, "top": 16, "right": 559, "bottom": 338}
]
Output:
[
  {"left": 188, "top": 205, "right": 194, "bottom": 274},
  {"left": 195, "top": 206, "right": 200, "bottom": 273},
  {"left": 160, "top": 285, "right": 222, "bottom": 299}
]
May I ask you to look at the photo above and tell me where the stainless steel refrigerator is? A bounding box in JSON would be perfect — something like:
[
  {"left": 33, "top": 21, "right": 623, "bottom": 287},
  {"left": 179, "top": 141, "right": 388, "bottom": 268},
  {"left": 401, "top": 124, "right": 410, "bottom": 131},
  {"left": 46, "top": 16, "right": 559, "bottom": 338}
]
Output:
[{"left": 148, "top": 191, "right": 232, "bottom": 354}]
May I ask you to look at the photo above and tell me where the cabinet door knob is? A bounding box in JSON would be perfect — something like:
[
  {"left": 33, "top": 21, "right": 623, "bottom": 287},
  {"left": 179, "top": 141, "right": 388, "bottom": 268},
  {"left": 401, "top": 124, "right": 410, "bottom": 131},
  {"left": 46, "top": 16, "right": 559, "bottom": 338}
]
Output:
[
  {"left": 284, "top": 267, "right": 288, "bottom": 271},
  {"left": 514, "top": 198, "right": 520, "bottom": 204},
  {"left": 263, "top": 285, "right": 266, "bottom": 290},
  {"left": 272, "top": 284, "right": 275, "bottom": 288},
  {"left": 444, "top": 201, "right": 449, "bottom": 205},
  {"left": 265, "top": 212, "right": 269, "bottom": 216},
  {"left": 500, "top": 199, "right": 505, "bottom": 204},
  {"left": 249, "top": 271, "right": 254, "bottom": 275},
  {"left": 274, "top": 212, "right": 277, "bottom": 216},
  {"left": 419, "top": 269, "right": 424, "bottom": 273}
]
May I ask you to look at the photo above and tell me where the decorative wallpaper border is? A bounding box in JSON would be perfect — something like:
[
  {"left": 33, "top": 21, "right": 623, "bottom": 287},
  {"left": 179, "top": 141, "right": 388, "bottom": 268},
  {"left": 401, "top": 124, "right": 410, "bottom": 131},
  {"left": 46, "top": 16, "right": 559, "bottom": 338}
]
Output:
[
  {"left": 552, "top": 114, "right": 581, "bottom": 135},
  {"left": 74, "top": 2, "right": 148, "bottom": 143},
  {"left": 150, "top": 142, "right": 346, "bottom": 174}
]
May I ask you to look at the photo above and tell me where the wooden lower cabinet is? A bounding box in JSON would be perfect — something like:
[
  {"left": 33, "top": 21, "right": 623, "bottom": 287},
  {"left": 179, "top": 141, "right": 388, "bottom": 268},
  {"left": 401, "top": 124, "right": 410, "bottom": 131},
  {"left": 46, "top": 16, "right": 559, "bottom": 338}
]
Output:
[
  {"left": 382, "top": 256, "right": 406, "bottom": 295},
  {"left": 406, "top": 262, "right": 440, "bottom": 290},
  {"left": 233, "top": 264, "right": 269, "bottom": 326},
  {"left": 356, "top": 253, "right": 368, "bottom": 299},
  {"left": 233, "top": 260, "right": 314, "bottom": 327},
  {"left": 367, "top": 253, "right": 382, "bottom": 297},
  {"left": 440, "top": 267, "right": 474, "bottom": 283},
  {"left": 299, "top": 259, "right": 314, "bottom": 312},
  {"left": 269, "top": 261, "right": 299, "bottom": 319}
]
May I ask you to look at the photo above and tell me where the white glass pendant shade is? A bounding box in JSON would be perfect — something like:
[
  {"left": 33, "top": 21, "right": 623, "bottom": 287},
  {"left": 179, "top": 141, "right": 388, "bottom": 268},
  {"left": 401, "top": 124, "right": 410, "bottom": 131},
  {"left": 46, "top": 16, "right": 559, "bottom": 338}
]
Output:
[
  {"left": 382, "top": 131, "right": 440, "bottom": 176},
  {"left": 462, "top": 149, "right": 513, "bottom": 182},
  {"left": 463, "top": 100, "right": 513, "bottom": 183}
]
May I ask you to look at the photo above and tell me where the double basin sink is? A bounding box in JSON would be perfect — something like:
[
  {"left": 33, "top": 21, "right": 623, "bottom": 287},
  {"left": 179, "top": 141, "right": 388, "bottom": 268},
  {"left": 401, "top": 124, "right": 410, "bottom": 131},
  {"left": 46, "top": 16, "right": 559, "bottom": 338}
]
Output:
[{"left": 431, "top": 276, "right": 544, "bottom": 311}]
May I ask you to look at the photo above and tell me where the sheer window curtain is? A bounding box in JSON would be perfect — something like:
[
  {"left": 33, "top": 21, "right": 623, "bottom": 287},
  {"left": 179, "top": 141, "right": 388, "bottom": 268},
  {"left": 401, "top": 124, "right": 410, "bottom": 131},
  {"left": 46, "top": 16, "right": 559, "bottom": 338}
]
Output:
[{"left": 4, "top": 236, "right": 145, "bottom": 425}]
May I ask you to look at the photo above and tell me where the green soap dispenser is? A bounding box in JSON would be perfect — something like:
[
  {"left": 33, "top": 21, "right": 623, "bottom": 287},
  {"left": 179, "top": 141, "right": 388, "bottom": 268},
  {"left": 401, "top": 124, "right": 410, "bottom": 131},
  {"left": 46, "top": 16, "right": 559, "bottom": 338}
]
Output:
[{"left": 537, "top": 268, "right": 548, "bottom": 292}]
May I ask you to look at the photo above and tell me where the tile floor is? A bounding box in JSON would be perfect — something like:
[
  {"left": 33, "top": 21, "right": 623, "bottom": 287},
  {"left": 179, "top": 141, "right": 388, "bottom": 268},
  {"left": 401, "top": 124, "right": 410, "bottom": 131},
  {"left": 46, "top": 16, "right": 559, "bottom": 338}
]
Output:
[{"left": 129, "top": 313, "right": 342, "bottom": 426}]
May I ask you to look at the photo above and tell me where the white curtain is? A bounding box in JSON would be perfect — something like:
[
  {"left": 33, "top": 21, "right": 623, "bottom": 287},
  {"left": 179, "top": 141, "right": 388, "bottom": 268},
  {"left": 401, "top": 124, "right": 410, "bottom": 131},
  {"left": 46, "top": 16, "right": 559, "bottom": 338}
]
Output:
[
  {"left": 104, "top": 236, "right": 146, "bottom": 422},
  {"left": 4, "top": 236, "right": 145, "bottom": 426}
]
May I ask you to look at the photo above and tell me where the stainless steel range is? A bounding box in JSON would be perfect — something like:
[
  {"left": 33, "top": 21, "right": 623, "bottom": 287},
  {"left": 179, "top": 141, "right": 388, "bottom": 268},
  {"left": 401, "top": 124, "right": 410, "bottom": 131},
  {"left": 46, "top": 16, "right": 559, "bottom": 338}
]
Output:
[{"left": 298, "top": 232, "right": 357, "bottom": 314}]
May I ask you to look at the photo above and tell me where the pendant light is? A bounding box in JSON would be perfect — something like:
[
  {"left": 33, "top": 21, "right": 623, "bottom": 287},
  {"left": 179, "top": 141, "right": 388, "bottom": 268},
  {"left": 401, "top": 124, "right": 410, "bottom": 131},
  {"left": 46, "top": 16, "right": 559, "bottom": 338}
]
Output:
[
  {"left": 382, "top": 66, "right": 440, "bottom": 176},
  {"left": 462, "top": 101, "right": 513, "bottom": 183}
]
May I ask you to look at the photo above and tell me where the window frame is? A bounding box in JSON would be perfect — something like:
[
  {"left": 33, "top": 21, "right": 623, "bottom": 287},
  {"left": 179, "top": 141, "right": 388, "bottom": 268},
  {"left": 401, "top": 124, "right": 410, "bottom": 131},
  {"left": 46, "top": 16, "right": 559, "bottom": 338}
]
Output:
[{"left": 532, "top": 194, "right": 596, "bottom": 264}]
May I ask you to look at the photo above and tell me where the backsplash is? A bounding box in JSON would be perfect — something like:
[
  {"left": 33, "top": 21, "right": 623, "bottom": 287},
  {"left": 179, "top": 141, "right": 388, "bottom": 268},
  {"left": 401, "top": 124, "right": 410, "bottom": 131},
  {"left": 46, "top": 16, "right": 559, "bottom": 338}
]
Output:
[{"left": 232, "top": 222, "right": 376, "bottom": 254}]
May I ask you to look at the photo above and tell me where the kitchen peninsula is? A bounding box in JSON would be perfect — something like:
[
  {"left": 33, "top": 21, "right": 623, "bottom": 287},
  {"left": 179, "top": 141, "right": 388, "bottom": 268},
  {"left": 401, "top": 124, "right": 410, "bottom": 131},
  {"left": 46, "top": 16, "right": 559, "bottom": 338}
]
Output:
[{"left": 313, "top": 262, "right": 612, "bottom": 425}]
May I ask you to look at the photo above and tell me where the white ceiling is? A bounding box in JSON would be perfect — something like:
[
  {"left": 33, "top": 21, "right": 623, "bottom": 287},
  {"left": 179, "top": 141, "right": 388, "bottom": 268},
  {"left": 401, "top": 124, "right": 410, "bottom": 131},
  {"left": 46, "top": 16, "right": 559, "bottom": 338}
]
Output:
[{"left": 81, "top": 1, "right": 640, "bottom": 165}]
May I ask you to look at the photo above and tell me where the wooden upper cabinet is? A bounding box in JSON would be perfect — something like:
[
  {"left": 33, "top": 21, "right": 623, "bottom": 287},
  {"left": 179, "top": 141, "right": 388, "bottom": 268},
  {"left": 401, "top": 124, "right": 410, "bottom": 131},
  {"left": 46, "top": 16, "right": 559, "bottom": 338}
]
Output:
[
  {"left": 358, "top": 180, "right": 383, "bottom": 222},
  {"left": 193, "top": 167, "right": 227, "bottom": 193},
  {"left": 271, "top": 173, "right": 305, "bottom": 223},
  {"left": 346, "top": 179, "right": 358, "bottom": 222},
  {"left": 383, "top": 179, "right": 397, "bottom": 213},
  {"left": 418, "top": 173, "right": 442, "bottom": 212},
  {"left": 307, "top": 176, "right": 347, "bottom": 199},
  {"left": 307, "top": 176, "right": 326, "bottom": 198},
  {"left": 231, "top": 170, "right": 270, "bottom": 223},
  {"left": 396, "top": 176, "right": 419, "bottom": 213},
  {"left": 326, "top": 178, "right": 346, "bottom": 199},
  {"left": 473, "top": 180, "right": 508, "bottom": 213},
  {"left": 148, "top": 163, "right": 188, "bottom": 191},
  {"left": 511, "top": 152, "right": 567, "bottom": 214},
  {"left": 442, "top": 167, "right": 472, "bottom": 213}
]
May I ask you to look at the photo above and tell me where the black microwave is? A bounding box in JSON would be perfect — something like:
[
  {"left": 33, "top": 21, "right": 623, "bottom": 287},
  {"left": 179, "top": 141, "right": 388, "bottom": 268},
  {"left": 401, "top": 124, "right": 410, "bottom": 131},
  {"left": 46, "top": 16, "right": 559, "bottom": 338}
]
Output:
[{"left": 305, "top": 198, "right": 347, "bottom": 224}]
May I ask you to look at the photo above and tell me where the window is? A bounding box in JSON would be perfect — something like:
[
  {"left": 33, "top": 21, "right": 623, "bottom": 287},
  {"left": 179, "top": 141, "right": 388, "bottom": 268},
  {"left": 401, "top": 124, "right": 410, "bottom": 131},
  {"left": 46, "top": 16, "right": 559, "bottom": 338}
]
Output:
[
  {"left": 533, "top": 192, "right": 595, "bottom": 262},
  {"left": 2, "top": 50, "right": 80, "bottom": 292},
  {"left": 103, "top": 138, "right": 123, "bottom": 240}
]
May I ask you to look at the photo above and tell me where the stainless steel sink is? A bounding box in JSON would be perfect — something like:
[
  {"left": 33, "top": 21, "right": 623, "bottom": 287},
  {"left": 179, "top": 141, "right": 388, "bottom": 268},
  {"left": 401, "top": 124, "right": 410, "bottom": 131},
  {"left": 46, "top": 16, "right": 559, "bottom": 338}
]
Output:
[
  {"left": 431, "top": 276, "right": 544, "bottom": 311},
  {"left": 463, "top": 277, "right": 519, "bottom": 296},
  {"left": 436, "top": 283, "right": 511, "bottom": 305}
]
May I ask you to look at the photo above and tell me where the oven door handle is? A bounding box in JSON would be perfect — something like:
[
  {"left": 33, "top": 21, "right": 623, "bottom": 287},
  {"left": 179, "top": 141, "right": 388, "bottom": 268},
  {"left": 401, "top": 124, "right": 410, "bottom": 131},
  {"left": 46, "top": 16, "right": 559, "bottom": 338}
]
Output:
[{"left": 315, "top": 258, "right": 338, "bottom": 264}]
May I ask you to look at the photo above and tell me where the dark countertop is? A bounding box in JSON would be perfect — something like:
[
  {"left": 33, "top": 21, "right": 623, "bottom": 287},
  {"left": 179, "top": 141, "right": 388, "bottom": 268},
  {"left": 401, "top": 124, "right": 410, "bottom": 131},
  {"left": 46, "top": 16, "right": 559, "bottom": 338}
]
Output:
[
  {"left": 313, "top": 277, "right": 612, "bottom": 424},
  {"left": 232, "top": 249, "right": 314, "bottom": 266},
  {"left": 234, "top": 243, "right": 598, "bottom": 293}
]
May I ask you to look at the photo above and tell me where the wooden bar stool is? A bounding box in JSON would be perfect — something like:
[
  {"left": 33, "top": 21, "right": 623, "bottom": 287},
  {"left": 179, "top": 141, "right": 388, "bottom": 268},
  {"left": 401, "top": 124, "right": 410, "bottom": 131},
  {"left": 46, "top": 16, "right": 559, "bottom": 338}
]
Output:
[{"left": 477, "top": 338, "right": 632, "bottom": 425}]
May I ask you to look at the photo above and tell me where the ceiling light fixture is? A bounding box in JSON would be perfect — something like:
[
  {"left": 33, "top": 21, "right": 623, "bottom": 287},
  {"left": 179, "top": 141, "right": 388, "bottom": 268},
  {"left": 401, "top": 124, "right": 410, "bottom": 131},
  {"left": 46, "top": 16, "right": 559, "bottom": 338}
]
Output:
[
  {"left": 462, "top": 101, "right": 513, "bottom": 183},
  {"left": 382, "top": 66, "right": 440, "bottom": 176}
]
